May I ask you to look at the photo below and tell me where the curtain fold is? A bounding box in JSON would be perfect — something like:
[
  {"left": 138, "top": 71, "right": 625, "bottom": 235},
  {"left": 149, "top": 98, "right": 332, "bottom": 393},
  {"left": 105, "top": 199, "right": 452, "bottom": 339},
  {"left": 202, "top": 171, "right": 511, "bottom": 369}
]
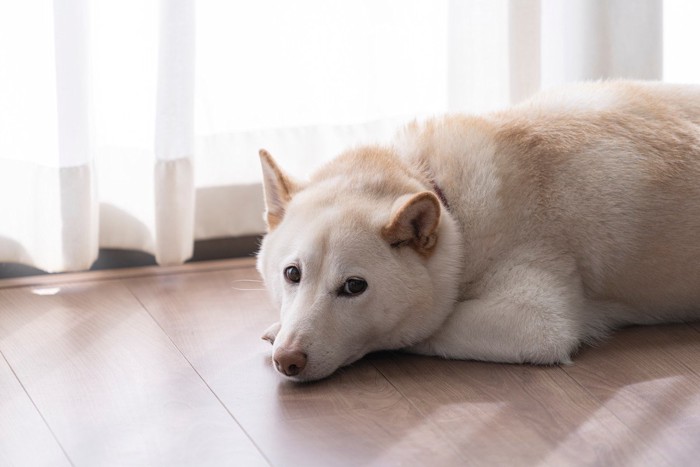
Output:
[
  {"left": 540, "top": 0, "right": 662, "bottom": 86},
  {"left": 0, "top": 0, "right": 679, "bottom": 273},
  {"left": 92, "top": 0, "right": 196, "bottom": 267},
  {"left": 0, "top": 0, "right": 97, "bottom": 272},
  {"left": 55, "top": 0, "right": 98, "bottom": 272},
  {"left": 154, "top": 0, "right": 195, "bottom": 265}
]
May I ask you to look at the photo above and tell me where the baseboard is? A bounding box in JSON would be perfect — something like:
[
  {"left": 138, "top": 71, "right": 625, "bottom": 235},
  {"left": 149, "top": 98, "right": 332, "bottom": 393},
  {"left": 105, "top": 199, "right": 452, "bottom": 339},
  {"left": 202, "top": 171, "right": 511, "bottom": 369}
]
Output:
[{"left": 0, "top": 235, "right": 262, "bottom": 279}]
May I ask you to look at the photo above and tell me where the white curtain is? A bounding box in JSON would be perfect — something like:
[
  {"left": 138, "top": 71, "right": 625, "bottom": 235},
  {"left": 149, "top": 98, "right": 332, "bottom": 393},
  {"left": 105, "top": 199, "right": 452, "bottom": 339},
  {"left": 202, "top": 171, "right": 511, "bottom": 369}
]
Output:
[{"left": 0, "top": 0, "right": 693, "bottom": 273}]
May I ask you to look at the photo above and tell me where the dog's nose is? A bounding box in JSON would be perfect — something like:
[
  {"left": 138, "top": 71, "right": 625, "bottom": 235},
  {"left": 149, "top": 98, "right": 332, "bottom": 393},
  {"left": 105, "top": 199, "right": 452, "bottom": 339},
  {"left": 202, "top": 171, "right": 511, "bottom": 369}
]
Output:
[{"left": 273, "top": 348, "right": 308, "bottom": 376}]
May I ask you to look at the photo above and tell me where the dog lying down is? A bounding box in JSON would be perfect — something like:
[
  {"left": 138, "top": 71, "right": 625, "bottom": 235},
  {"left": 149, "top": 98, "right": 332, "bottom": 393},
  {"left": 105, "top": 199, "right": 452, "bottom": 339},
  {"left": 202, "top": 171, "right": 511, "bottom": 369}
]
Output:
[{"left": 256, "top": 80, "right": 700, "bottom": 382}]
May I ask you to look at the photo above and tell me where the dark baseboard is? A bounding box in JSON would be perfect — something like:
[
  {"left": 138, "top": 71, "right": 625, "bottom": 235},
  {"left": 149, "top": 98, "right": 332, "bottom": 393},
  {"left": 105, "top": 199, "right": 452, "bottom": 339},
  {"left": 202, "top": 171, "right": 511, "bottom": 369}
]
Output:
[
  {"left": 191, "top": 235, "right": 261, "bottom": 262},
  {"left": 0, "top": 235, "right": 263, "bottom": 280}
]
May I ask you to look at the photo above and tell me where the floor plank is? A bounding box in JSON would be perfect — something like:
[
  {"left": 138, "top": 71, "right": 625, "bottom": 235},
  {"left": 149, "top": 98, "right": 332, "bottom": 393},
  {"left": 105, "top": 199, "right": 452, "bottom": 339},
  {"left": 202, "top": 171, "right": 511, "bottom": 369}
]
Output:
[
  {"left": 0, "top": 258, "right": 256, "bottom": 290},
  {"left": 563, "top": 324, "right": 700, "bottom": 465},
  {"left": 0, "top": 281, "right": 267, "bottom": 466},
  {"left": 0, "top": 351, "right": 71, "bottom": 467},
  {"left": 371, "top": 353, "right": 666, "bottom": 466},
  {"left": 124, "top": 268, "right": 464, "bottom": 466}
]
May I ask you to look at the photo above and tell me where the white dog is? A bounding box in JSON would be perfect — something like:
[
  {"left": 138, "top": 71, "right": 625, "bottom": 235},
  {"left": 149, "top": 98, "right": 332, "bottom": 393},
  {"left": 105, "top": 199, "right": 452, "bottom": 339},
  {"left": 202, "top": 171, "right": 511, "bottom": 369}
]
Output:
[{"left": 256, "top": 81, "right": 700, "bottom": 381}]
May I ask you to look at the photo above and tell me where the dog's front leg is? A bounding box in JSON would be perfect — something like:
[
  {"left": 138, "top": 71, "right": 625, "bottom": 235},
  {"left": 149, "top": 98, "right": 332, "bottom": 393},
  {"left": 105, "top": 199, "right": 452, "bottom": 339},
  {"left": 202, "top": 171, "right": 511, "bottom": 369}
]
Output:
[
  {"left": 407, "top": 266, "right": 585, "bottom": 365},
  {"left": 261, "top": 321, "right": 281, "bottom": 345}
]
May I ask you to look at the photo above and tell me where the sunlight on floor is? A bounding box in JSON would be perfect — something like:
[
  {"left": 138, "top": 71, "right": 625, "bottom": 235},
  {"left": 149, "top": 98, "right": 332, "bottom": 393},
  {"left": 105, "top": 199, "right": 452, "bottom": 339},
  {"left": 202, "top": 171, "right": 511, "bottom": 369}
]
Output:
[{"left": 31, "top": 287, "right": 61, "bottom": 296}]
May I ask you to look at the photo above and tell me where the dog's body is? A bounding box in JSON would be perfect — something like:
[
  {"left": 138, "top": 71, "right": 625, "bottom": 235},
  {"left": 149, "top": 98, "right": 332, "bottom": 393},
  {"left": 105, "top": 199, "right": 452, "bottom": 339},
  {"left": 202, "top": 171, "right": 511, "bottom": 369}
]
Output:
[{"left": 257, "top": 81, "right": 700, "bottom": 381}]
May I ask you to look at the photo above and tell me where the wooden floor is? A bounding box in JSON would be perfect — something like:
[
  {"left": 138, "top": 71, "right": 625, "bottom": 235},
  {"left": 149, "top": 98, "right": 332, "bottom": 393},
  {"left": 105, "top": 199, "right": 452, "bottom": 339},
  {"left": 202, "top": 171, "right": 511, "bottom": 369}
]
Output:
[{"left": 1, "top": 259, "right": 699, "bottom": 466}]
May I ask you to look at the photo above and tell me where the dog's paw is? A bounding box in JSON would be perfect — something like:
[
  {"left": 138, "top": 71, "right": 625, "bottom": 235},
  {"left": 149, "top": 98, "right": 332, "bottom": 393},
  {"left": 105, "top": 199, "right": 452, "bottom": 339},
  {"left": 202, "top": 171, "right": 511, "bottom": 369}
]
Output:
[{"left": 261, "top": 322, "right": 281, "bottom": 345}]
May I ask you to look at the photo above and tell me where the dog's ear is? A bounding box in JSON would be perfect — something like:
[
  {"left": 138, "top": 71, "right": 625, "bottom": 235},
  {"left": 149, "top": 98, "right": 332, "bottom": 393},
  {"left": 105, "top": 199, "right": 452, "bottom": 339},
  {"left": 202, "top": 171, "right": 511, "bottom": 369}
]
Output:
[
  {"left": 259, "top": 149, "right": 300, "bottom": 230},
  {"left": 382, "top": 191, "right": 441, "bottom": 256}
]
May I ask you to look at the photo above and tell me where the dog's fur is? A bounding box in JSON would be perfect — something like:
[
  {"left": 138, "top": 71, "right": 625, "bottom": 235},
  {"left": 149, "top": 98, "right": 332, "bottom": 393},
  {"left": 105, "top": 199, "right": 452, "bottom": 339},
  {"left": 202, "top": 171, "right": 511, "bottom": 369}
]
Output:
[{"left": 257, "top": 81, "right": 700, "bottom": 381}]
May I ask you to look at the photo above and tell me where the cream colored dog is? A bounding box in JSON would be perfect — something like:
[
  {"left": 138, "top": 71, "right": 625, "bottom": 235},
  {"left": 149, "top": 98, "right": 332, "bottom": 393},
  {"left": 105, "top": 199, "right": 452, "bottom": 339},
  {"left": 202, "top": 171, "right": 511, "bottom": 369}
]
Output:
[{"left": 257, "top": 81, "right": 700, "bottom": 381}]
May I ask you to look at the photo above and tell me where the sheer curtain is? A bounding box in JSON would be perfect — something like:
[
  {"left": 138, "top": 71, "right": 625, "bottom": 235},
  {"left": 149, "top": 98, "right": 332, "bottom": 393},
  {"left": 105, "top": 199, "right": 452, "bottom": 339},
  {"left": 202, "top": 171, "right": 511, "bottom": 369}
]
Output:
[{"left": 0, "top": 0, "right": 689, "bottom": 273}]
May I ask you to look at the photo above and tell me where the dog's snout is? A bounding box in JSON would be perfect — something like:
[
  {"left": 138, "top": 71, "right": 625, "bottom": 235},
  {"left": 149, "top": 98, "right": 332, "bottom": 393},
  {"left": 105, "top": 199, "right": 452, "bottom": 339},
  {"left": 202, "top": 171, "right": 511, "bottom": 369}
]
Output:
[{"left": 274, "top": 347, "right": 308, "bottom": 377}]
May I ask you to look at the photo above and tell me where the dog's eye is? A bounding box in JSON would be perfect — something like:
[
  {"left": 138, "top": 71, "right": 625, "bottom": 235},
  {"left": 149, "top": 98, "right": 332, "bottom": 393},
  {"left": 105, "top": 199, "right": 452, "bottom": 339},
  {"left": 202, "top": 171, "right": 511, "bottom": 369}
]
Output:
[
  {"left": 284, "top": 265, "right": 301, "bottom": 283},
  {"left": 340, "top": 277, "right": 367, "bottom": 296}
]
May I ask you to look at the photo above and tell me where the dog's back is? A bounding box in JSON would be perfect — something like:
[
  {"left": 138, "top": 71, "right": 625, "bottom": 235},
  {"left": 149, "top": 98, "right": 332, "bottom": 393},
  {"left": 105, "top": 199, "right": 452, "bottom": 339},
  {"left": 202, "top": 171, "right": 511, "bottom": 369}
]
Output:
[{"left": 399, "top": 81, "right": 700, "bottom": 322}]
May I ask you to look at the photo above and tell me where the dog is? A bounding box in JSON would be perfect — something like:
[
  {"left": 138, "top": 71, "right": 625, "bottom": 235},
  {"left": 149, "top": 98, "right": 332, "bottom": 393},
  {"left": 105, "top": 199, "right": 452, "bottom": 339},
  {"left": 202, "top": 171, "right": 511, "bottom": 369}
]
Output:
[{"left": 256, "top": 80, "right": 700, "bottom": 381}]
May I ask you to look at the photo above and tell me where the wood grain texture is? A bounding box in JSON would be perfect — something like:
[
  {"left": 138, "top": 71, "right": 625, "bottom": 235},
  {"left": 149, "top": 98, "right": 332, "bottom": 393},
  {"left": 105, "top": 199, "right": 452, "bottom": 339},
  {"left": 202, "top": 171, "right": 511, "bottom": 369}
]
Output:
[
  {"left": 689, "top": 321, "right": 700, "bottom": 333},
  {"left": 371, "top": 353, "right": 668, "bottom": 466},
  {"left": 0, "top": 280, "right": 267, "bottom": 466},
  {"left": 1, "top": 259, "right": 699, "bottom": 466},
  {"left": 0, "top": 257, "right": 256, "bottom": 290},
  {"left": 562, "top": 324, "right": 700, "bottom": 465},
  {"left": 0, "top": 351, "right": 70, "bottom": 467}
]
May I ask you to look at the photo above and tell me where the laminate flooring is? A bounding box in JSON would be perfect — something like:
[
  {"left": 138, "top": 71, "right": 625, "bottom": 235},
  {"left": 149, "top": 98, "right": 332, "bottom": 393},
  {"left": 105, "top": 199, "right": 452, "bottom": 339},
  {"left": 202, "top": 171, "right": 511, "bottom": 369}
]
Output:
[{"left": 1, "top": 259, "right": 699, "bottom": 466}]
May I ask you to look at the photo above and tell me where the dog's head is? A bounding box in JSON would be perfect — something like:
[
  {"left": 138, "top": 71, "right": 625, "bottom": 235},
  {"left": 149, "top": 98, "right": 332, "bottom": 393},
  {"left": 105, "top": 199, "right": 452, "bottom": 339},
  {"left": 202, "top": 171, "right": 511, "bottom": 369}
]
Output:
[{"left": 256, "top": 147, "right": 462, "bottom": 381}]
